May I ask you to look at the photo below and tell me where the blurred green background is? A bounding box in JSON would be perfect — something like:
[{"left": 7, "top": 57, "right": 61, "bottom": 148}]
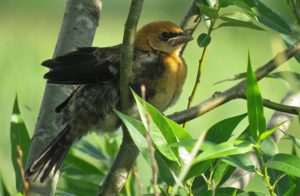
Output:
[{"left": 0, "top": 0, "right": 299, "bottom": 194}]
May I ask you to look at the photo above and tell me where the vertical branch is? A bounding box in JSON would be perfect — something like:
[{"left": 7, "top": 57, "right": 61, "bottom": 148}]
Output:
[
  {"left": 120, "top": 0, "right": 144, "bottom": 111},
  {"left": 25, "top": 0, "right": 102, "bottom": 195},
  {"left": 99, "top": 0, "right": 144, "bottom": 195},
  {"left": 99, "top": 1, "right": 200, "bottom": 195}
]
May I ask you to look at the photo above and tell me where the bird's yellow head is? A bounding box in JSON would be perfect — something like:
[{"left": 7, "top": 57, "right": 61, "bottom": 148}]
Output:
[{"left": 134, "top": 21, "right": 193, "bottom": 54}]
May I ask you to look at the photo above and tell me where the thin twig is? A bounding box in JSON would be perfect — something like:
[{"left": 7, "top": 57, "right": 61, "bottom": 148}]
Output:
[
  {"left": 17, "top": 145, "right": 29, "bottom": 196},
  {"left": 183, "top": 7, "right": 218, "bottom": 128}
]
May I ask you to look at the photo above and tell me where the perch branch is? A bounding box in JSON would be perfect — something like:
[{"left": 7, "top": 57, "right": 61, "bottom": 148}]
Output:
[
  {"left": 99, "top": 0, "right": 144, "bottom": 195},
  {"left": 168, "top": 41, "right": 300, "bottom": 123},
  {"left": 25, "top": 0, "right": 102, "bottom": 195}
]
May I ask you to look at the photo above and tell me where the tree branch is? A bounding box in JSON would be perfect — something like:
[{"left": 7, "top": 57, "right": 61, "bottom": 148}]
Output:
[
  {"left": 99, "top": 0, "right": 144, "bottom": 195},
  {"left": 25, "top": 0, "right": 102, "bottom": 195},
  {"left": 168, "top": 41, "right": 300, "bottom": 123}
]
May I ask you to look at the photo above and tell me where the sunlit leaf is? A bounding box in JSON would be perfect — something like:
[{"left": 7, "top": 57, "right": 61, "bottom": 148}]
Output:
[
  {"left": 193, "top": 141, "right": 253, "bottom": 165},
  {"left": 246, "top": 54, "right": 266, "bottom": 141},
  {"left": 131, "top": 91, "right": 179, "bottom": 162}
]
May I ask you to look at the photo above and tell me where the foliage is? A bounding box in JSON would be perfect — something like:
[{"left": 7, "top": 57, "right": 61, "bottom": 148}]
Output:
[{"left": 3, "top": 0, "right": 300, "bottom": 196}]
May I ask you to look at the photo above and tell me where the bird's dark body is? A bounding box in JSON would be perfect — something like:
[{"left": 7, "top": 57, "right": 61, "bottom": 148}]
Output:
[{"left": 26, "top": 21, "right": 191, "bottom": 182}]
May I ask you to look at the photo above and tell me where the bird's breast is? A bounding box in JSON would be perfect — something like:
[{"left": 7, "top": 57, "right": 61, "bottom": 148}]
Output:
[{"left": 149, "top": 53, "right": 187, "bottom": 111}]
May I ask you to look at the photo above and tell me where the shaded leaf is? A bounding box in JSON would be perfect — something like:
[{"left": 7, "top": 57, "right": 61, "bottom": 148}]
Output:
[
  {"left": 266, "top": 154, "right": 300, "bottom": 178},
  {"left": 261, "top": 137, "right": 278, "bottom": 157},
  {"left": 246, "top": 54, "right": 266, "bottom": 141},
  {"left": 10, "top": 96, "right": 31, "bottom": 190},
  {"left": 197, "top": 33, "right": 211, "bottom": 48},
  {"left": 201, "top": 187, "right": 265, "bottom": 195},
  {"left": 219, "top": 0, "right": 253, "bottom": 13},
  {"left": 185, "top": 160, "right": 213, "bottom": 180},
  {"left": 245, "top": 0, "right": 292, "bottom": 35},
  {"left": 206, "top": 113, "right": 247, "bottom": 144},
  {"left": 198, "top": 4, "right": 219, "bottom": 19},
  {"left": 115, "top": 111, "right": 150, "bottom": 162},
  {"left": 217, "top": 16, "right": 264, "bottom": 30},
  {"left": 222, "top": 154, "right": 255, "bottom": 172},
  {"left": 212, "top": 160, "right": 230, "bottom": 187}
]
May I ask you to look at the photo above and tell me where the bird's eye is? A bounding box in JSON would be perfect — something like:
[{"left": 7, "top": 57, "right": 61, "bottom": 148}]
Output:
[{"left": 160, "top": 31, "right": 171, "bottom": 41}]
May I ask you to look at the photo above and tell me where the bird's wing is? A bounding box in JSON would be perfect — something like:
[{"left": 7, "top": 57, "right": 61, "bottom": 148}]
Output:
[{"left": 42, "top": 45, "right": 121, "bottom": 84}]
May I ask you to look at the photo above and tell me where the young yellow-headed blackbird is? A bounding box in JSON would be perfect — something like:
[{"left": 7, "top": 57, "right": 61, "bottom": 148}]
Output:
[{"left": 26, "top": 21, "right": 193, "bottom": 182}]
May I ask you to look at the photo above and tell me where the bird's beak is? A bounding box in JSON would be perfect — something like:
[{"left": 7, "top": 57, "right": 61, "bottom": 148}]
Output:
[{"left": 167, "top": 33, "right": 193, "bottom": 46}]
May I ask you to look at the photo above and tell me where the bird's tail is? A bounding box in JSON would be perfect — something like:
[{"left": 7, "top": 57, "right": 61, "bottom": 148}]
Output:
[{"left": 26, "top": 124, "right": 74, "bottom": 182}]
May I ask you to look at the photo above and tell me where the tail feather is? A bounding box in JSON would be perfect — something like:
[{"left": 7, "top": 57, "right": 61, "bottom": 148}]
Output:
[{"left": 26, "top": 125, "right": 74, "bottom": 182}]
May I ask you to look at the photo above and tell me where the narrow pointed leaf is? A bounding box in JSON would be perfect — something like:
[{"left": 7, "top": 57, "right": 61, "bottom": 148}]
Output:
[
  {"left": 10, "top": 96, "right": 31, "bottom": 190},
  {"left": 246, "top": 55, "right": 266, "bottom": 141}
]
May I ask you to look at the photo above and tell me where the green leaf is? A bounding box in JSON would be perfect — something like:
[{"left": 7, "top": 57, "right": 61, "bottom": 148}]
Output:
[
  {"left": 246, "top": 54, "right": 266, "bottom": 141},
  {"left": 283, "top": 185, "right": 296, "bottom": 196},
  {"left": 0, "top": 172, "right": 11, "bottom": 196},
  {"left": 259, "top": 122, "right": 283, "bottom": 141},
  {"left": 10, "top": 96, "right": 31, "bottom": 190},
  {"left": 155, "top": 151, "right": 177, "bottom": 185},
  {"left": 115, "top": 111, "right": 150, "bottom": 162},
  {"left": 217, "top": 16, "right": 264, "bottom": 30},
  {"left": 266, "top": 154, "right": 300, "bottom": 178},
  {"left": 245, "top": 0, "right": 292, "bottom": 35},
  {"left": 131, "top": 90, "right": 179, "bottom": 162},
  {"left": 197, "top": 33, "right": 211, "bottom": 48},
  {"left": 165, "top": 118, "right": 193, "bottom": 151},
  {"left": 198, "top": 4, "right": 219, "bottom": 19},
  {"left": 116, "top": 111, "right": 180, "bottom": 185},
  {"left": 222, "top": 154, "right": 255, "bottom": 172},
  {"left": 260, "top": 137, "right": 278, "bottom": 157},
  {"left": 185, "top": 160, "right": 213, "bottom": 180},
  {"left": 57, "top": 175, "right": 99, "bottom": 196},
  {"left": 192, "top": 141, "right": 253, "bottom": 165},
  {"left": 219, "top": 0, "right": 253, "bottom": 13},
  {"left": 212, "top": 160, "right": 230, "bottom": 187},
  {"left": 201, "top": 187, "right": 265, "bottom": 195},
  {"left": 64, "top": 148, "right": 105, "bottom": 176},
  {"left": 206, "top": 113, "right": 247, "bottom": 144}
]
